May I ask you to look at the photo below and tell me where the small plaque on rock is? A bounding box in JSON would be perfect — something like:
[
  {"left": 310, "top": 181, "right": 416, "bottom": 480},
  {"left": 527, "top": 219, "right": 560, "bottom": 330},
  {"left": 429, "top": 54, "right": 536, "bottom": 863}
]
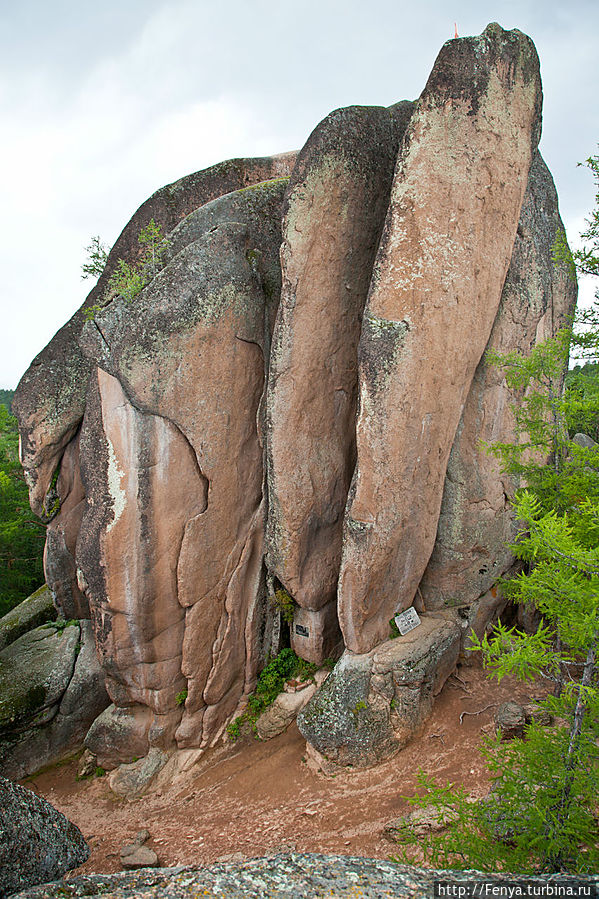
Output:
[
  {"left": 295, "top": 624, "right": 309, "bottom": 637},
  {"left": 394, "top": 607, "right": 421, "bottom": 635}
]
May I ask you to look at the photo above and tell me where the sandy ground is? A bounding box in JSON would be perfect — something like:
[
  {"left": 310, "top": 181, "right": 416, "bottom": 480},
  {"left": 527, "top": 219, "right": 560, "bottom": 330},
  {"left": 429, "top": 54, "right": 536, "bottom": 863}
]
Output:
[{"left": 24, "top": 662, "right": 542, "bottom": 876}]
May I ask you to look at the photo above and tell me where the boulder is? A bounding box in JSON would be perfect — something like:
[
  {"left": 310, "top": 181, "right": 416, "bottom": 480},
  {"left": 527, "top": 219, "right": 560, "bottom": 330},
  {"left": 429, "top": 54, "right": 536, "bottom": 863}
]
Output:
[
  {"left": 298, "top": 615, "right": 460, "bottom": 767},
  {"left": 255, "top": 685, "right": 316, "bottom": 741},
  {"left": 383, "top": 804, "right": 459, "bottom": 841},
  {"left": 0, "top": 621, "right": 110, "bottom": 780},
  {"left": 107, "top": 748, "right": 170, "bottom": 799},
  {"left": 290, "top": 601, "right": 343, "bottom": 666},
  {"left": 0, "top": 776, "right": 88, "bottom": 898},
  {"left": 120, "top": 846, "right": 159, "bottom": 870},
  {"left": 419, "top": 152, "right": 577, "bottom": 611},
  {"left": 0, "top": 585, "right": 55, "bottom": 653},
  {"left": 572, "top": 432, "right": 597, "bottom": 449},
  {"left": 0, "top": 622, "right": 80, "bottom": 737},
  {"left": 85, "top": 704, "right": 153, "bottom": 769},
  {"left": 265, "top": 103, "right": 412, "bottom": 622},
  {"left": 77, "top": 749, "right": 97, "bottom": 778},
  {"left": 338, "top": 24, "right": 543, "bottom": 653},
  {"left": 11, "top": 24, "right": 573, "bottom": 767},
  {"left": 523, "top": 701, "right": 553, "bottom": 727},
  {"left": 495, "top": 701, "right": 526, "bottom": 739}
]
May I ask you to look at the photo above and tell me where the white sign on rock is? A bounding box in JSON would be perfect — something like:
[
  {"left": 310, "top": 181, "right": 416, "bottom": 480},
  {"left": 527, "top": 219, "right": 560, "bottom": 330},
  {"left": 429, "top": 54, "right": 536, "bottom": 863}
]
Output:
[{"left": 394, "top": 607, "right": 421, "bottom": 636}]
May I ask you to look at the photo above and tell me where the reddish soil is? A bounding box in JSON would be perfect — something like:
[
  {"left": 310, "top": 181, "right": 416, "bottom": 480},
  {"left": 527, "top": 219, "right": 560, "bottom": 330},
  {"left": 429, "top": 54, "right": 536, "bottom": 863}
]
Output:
[{"left": 24, "top": 662, "right": 542, "bottom": 876}]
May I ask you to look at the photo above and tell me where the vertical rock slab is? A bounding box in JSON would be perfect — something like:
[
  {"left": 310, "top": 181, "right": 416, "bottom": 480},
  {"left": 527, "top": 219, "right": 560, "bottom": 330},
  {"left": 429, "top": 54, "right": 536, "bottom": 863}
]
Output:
[
  {"left": 266, "top": 104, "right": 413, "bottom": 619},
  {"left": 77, "top": 368, "right": 206, "bottom": 717},
  {"left": 79, "top": 181, "right": 287, "bottom": 748},
  {"left": 13, "top": 153, "right": 296, "bottom": 516},
  {"left": 339, "top": 24, "right": 543, "bottom": 653},
  {"left": 43, "top": 431, "right": 89, "bottom": 619},
  {"left": 419, "top": 152, "right": 578, "bottom": 609}
]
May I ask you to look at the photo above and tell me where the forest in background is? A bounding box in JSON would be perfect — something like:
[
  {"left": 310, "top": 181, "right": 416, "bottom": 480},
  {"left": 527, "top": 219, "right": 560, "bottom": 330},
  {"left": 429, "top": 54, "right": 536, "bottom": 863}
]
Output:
[{"left": 0, "top": 388, "right": 45, "bottom": 616}]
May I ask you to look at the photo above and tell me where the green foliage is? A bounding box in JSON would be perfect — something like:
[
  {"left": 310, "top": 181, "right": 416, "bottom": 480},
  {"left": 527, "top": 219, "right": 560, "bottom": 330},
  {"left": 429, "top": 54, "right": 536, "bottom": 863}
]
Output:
[
  {"left": 83, "top": 219, "right": 168, "bottom": 319},
  {"left": 388, "top": 616, "right": 400, "bottom": 638},
  {"left": 0, "top": 405, "right": 45, "bottom": 617},
  {"left": 564, "top": 363, "right": 599, "bottom": 441},
  {"left": 392, "top": 716, "right": 599, "bottom": 875},
  {"left": 106, "top": 258, "right": 145, "bottom": 303},
  {"left": 268, "top": 587, "right": 295, "bottom": 625},
  {"left": 81, "top": 235, "right": 109, "bottom": 281},
  {"left": 0, "top": 389, "right": 14, "bottom": 413},
  {"left": 226, "top": 648, "right": 318, "bottom": 741},
  {"left": 105, "top": 218, "right": 168, "bottom": 302},
  {"left": 43, "top": 618, "right": 78, "bottom": 633},
  {"left": 352, "top": 700, "right": 368, "bottom": 717},
  {"left": 175, "top": 688, "right": 188, "bottom": 706},
  {"left": 572, "top": 151, "right": 599, "bottom": 281},
  {"left": 82, "top": 303, "right": 104, "bottom": 323}
]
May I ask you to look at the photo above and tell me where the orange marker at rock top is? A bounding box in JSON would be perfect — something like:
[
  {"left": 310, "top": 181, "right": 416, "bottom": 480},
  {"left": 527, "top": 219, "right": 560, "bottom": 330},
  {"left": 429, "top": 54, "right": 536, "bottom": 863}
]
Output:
[{"left": 454, "top": 23, "right": 459, "bottom": 38}]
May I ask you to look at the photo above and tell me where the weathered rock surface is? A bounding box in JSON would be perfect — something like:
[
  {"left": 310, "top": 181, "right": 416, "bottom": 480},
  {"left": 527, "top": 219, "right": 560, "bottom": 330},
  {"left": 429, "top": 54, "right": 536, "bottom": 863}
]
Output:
[
  {"left": 255, "top": 684, "right": 316, "bottom": 740},
  {"left": 265, "top": 103, "right": 412, "bottom": 621},
  {"left": 13, "top": 24, "right": 574, "bottom": 769},
  {"left": 0, "top": 776, "right": 89, "bottom": 898},
  {"left": 338, "top": 24, "right": 543, "bottom": 653},
  {"left": 573, "top": 432, "right": 597, "bottom": 449},
  {"left": 419, "top": 152, "right": 577, "bottom": 611},
  {"left": 383, "top": 805, "right": 459, "bottom": 841},
  {"left": 77, "top": 179, "right": 289, "bottom": 752},
  {"left": 0, "top": 585, "right": 55, "bottom": 652},
  {"left": 495, "top": 701, "right": 526, "bottom": 739},
  {"left": 77, "top": 369, "right": 198, "bottom": 718},
  {"left": 108, "top": 748, "right": 170, "bottom": 799},
  {"left": 290, "top": 600, "right": 343, "bottom": 665},
  {"left": 11, "top": 855, "right": 597, "bottom": 899},
  {"left": 297, "top": 615, "right": 460, "bottom": 767},
  {"left": 120, "top": 845, "right": 159, "bottom": 870},
  {"left": 0, "top": 621, "right": 109, "bottom": 780},
  {"left": 85, "top": 703, "right": 153, "bottom": 769},
  {"left": 43, "top": 430, "right": 88, "bottom": 619},
  {"left": 0, "top": 622, "right": 80, "bottom": 736}
]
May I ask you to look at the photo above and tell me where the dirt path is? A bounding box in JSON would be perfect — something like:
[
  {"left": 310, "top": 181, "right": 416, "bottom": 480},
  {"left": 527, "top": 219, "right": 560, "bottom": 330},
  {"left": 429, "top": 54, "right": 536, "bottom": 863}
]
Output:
[{"left": 24, "top": 662, "right": 540, "bottom": 875}]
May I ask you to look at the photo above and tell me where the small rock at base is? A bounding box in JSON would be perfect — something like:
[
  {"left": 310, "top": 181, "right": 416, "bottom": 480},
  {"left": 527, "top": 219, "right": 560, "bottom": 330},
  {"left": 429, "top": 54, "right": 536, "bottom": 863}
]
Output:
[
  {"left": 383, "top": 804, "right": 459, "bottom": 841},
  {"left": 495, "top": 701, "right": 526, "bottom": 739},
  {"left": 523, "top": 702, "right": 553, "bottom": 727},
  {"left": 120, "top": 846, "right": 159, "bottom": 870},
  {"left": 77, "top": 748, "right": 98, "bottom": 779}
]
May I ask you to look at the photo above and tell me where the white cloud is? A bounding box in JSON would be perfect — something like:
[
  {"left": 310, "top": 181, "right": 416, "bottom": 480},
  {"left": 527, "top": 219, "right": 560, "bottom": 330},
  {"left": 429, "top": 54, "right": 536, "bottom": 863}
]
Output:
[{"left": 1, "top": 0, "right": 598, "bottom": 386}]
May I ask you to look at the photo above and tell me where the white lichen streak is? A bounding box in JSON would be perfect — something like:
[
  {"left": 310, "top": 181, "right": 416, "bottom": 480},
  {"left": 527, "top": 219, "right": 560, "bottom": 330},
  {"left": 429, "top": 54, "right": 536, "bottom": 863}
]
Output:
[{"left": 105, "top": 436, "right": 126, "bottom": 533}]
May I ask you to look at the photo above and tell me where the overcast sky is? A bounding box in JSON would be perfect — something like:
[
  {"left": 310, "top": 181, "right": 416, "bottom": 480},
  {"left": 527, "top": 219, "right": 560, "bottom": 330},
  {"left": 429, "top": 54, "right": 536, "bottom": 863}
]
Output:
[{"left": 1, "top": 0, "right": 598, "bottom": 387}]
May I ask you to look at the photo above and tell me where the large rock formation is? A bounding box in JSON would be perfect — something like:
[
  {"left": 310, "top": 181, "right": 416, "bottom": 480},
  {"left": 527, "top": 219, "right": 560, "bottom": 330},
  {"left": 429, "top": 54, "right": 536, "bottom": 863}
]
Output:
[{"left": 12, "top": 24, "right": 576, "bottom": 773}]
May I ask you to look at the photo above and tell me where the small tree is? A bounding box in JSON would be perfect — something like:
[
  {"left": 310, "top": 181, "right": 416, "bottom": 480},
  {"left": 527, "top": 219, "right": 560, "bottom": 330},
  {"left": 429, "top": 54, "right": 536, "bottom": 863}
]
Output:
[
  {"left": 83, "top": 220, "right": 168, "bottom": 320},
  {"left": 81, "top": 235, "right": 109, "bottom": 281},
  {"left": 104, "top": 218, "right": 168, "bottom": 302}
]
